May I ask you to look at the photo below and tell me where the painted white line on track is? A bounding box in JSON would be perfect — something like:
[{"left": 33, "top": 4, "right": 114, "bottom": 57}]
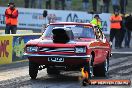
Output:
[{"left": 112, "top": 52, "right": 132, "bottom": 54}]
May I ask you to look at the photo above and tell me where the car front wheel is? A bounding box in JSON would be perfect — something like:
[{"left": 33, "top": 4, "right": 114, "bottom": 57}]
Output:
[
  {"left": 29, "top": 61, "right": 39, "bottom": 79},
  {"left": 82, "top": 55, "right": 94, "bottom": 86}
]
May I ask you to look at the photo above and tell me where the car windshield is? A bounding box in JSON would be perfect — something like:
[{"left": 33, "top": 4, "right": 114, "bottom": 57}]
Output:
[{"left": 43, "top": 24, "right": 95, "bottom": 39}]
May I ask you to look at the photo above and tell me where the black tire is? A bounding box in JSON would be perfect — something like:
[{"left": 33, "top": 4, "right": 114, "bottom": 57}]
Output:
[
  {"left": 94, "top": 58, "right": 109, "bottom": 77},
  {"left": 29, "top": 61, "right": 39, "bottom": 79},
  {"left": 47, "top": 67, "right": 60, "bottom": 75},
  {"left": 100, "top": 58, "right": 109, "bottom": 77}
]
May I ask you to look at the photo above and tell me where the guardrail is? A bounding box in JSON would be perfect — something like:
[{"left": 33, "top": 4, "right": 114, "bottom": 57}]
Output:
[{"left": 0, "top": 33, "right": 41, "bottom": 65}]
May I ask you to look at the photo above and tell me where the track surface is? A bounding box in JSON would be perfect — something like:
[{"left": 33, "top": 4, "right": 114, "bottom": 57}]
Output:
[{"left": 0, "top": 55, "right": 132, "bottom": 88}]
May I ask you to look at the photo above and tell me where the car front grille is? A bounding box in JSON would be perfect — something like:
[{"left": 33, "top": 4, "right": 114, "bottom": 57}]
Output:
[{"left": 39, "top": 47, "right": 75, "bottom": 53}]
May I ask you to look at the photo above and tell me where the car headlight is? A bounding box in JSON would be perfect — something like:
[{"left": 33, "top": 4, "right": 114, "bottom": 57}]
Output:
[
  {"left": 26, "top": 46, "right": 38, "bottom": 52},
  {"left": 75, "top": 47, "right": 86, "bottom": 53}
]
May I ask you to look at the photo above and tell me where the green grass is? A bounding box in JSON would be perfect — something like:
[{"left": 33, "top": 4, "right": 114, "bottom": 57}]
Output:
[{"left": 0, "top": 0, "right": 132, "bottom": 13}]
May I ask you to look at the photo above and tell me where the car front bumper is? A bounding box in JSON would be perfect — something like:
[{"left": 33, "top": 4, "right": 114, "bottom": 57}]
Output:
[
  {"left": 24, "top": 53, "right": 91, "bottom": 58},
  {"left": 24, "top": 53, "right": 91, "bottom": 65}
]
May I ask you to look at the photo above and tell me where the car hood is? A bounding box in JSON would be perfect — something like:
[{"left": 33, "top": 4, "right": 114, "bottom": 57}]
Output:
[{"left": 26, "top": 38, "right": 96, "bottom": 47}]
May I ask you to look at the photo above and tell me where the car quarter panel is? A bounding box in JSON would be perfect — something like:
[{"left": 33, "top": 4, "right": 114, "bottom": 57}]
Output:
[{"left": 89, "top": 40, "right": 110, "bottom": 65}]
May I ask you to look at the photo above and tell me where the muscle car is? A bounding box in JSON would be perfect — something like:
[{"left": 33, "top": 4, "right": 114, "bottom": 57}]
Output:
[{"left": 24, "top": 22, "right": 111, "bottom": 80}]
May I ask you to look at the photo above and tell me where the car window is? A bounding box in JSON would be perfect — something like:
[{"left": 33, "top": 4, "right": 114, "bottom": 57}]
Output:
[{"left": 43, "top": 24, "right": 95, "bottom": 39}]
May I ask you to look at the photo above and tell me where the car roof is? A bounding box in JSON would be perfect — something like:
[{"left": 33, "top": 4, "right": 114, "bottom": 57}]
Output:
[{"left": 50, "top": 22, "right": 93, "bottom": 27}]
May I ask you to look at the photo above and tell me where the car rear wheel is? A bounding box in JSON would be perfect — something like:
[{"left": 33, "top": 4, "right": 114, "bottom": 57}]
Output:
[
  {"left": 100, "top": 58, "right": 109, "bottom": 77},
  {"left": 47, "top": 67, "right": 60, "bottom": 75},
  {"left": 94, "top": 58, "right": 109, "bottom": 77},
  {"left": 29, "top": 61, "right": 39, "bottom": 79}
]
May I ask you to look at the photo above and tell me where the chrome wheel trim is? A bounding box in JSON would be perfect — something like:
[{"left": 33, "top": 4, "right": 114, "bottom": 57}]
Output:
[
  {"left": 89, "top": 55, "right": 94, "bottom": 77},
  {"left": 105, "top": 59, "right": 108, "bottom": 72},
  {"left": 105, "top": 58, "right": 109, "bottom": 77}
]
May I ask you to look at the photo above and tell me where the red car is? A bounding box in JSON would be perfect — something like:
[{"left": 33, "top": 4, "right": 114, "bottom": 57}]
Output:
[{"left": 24, "top": 22, "right": 111, "bottom": 80}]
